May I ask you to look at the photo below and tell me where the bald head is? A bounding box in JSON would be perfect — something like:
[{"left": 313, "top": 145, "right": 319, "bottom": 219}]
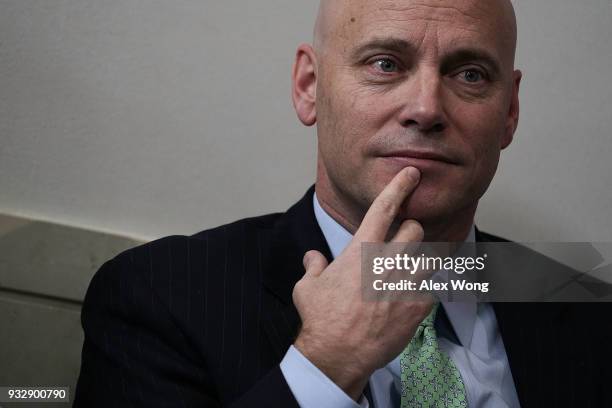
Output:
[
  {"left": 312, "top": 0, "right": 336, "bottom": 51},
  {"left": 314, "top": 0, "right": 517, "bottom": 66},
  {"left": 293, "top": 0, "right": 523, "bottom": 240}
]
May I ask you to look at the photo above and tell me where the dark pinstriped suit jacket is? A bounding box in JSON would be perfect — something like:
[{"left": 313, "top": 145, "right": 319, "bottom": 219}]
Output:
[{"left": 74, "top": 187, "right": 612, "bottom": 407}]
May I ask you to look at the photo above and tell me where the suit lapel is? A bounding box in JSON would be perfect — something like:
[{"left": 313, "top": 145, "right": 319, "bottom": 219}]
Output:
[
  {"left": 260, "top": 186, "right": 333, "bottom": 359},
  {"left": 491, "top": 301, "right": 570, "bottom": 406},
  {"left": 476, "top": 228, "right": 570, "bottom": 406}
]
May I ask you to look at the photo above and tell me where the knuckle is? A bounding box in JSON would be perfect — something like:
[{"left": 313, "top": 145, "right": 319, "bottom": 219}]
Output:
[
  {"left": 292, "top": 282, "right": 307, "bottom": 305},
  {"left": 376, "top": 197, "right": 398, "bottom": 215},
  {"left": 291, "top": 289, "right": 300, "bottom": 306},
  {"left": 293, "top": 279, "right": 306, "bottom": 293}
]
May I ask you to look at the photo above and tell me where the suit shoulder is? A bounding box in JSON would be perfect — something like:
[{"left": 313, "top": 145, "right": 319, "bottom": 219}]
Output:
[
  {"left": 190, "top": 212, "right": 283, "bottom": 240},
  {"left": 108, "top": 212, "right": 281, "bottom": 263},
  {"left": 87, "top": 235, "right": 194, "bottom": 295},
  {"left": 91, "top": 212, "right": 283, "bottom": 290}
]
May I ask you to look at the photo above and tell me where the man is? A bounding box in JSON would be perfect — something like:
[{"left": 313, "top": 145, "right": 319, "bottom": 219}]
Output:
[{"left": 74, "top": 0, "right": 611, "bottom": 407}]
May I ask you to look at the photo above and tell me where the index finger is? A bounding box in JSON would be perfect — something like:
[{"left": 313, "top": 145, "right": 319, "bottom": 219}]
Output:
[{"left": 354, "top": 166, "right": 421, "bottom": 242}]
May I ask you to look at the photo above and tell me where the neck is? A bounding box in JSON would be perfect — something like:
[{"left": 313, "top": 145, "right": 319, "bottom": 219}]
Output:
[{"left": 419, "top": 209, "right": 476, "bottom": 242}]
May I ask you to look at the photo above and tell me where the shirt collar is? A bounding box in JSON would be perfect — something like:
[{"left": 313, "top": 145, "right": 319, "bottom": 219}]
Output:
[{"left": 313, "top": 192, "right": 353, "bottom": 259}]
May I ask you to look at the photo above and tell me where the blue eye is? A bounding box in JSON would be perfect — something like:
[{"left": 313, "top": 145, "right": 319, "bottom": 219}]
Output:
[
  {"left": 374, "top": 59, "right": 398, "bottom": 73},
  {"left": 461, "top": 69, "right": 485, "bottom": 83}
]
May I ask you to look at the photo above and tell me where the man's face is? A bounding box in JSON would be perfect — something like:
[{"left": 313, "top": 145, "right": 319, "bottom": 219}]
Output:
[{"left": 310, "top": 0, "right": 521, "bottom": 228}]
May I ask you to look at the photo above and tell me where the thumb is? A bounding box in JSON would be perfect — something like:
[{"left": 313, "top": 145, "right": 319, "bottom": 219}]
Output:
[{"left": 303, "top": 250, "right": 329, "bottom": 278}]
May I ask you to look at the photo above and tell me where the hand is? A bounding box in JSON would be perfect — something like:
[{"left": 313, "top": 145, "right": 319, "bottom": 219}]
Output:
[{"left": 292, "top": 166, "right": 433, "bottom": 401}]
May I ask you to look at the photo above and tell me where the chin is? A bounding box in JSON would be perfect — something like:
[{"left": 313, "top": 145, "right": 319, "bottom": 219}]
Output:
[{"left": 397, "top": 187, "right": 458, "bottom": 224}]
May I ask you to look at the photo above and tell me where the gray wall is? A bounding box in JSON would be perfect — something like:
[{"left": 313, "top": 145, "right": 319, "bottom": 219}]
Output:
[
  {"left": 1, "top": 0, "right": 319, "bottom": 242},
  {"left": 1, "top": 1, "right": 609, "bottom": 242},
  {"left": 479, "top": 0, "right": 612, "bottom": 242}
]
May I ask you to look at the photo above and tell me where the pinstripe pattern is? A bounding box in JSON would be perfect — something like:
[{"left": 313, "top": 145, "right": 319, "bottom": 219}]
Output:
[
  {"left": 75, "top": 187, "right": 612, "bottom": 407},
  {"left": 481, "top": 230, "right": 612, "bottom": 408},
  {"left": 74, "top": 189, "right": 319, "bottom": 407}
]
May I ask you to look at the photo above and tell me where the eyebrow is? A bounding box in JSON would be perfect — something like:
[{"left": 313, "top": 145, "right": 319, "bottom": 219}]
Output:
[
  {"left": 349, "top": 37, "right": 502, "bottom": 76},
  {"left": 350, "top": 38, "right": 416, "bottom": 62}
]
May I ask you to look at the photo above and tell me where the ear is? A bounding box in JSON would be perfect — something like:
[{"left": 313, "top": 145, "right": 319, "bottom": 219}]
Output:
[
  {"left": 292, "top": 44, "right": 318, "bottom": 126},
  {"left": 501, "top": 69, "right": 522, "bottom": 150}
]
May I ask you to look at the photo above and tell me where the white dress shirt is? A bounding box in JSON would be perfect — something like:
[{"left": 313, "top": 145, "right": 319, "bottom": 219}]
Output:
[{"left": 280, "top": 193, "right": 520, "bottom": 407}]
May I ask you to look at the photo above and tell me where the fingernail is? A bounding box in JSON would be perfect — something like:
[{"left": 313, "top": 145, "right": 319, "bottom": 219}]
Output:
[{"left": 406, "top": 166, "right": 421, "bottom": 181}]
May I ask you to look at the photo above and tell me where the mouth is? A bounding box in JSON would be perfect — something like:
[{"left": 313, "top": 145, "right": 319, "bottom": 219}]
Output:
[{"left": 379, "top": 150, "right": 459, "bottom": 165}]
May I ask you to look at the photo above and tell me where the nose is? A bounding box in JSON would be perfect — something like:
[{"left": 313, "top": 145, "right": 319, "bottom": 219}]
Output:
[{"left": 397, "top": 67, "right": 447, "bottom": 134}]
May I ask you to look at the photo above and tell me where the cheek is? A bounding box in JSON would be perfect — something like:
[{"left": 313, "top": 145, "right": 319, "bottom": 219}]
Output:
[
  {"left": 456, "top": 106, "right": 507, "bottom": 193},
  {"left": 453, "top": 100, "right": 507, "bottom": 157},
  {"left": 320, "top": 86, "right": 386, "bottom": 158}
]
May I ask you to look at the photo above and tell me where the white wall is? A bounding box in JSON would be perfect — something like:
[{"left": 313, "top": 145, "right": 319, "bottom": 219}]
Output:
[{"left": 1, "top": 1, "right": 611, "bottom": 242}]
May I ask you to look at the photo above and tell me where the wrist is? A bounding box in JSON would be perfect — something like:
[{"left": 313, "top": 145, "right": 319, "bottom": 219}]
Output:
[{"left": 294, "top": 333, "right": 370, "bottom": 401}]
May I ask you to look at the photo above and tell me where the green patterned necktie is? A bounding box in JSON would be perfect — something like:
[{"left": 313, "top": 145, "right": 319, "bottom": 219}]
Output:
[{"left": 400, "top": 303, "right": 468, "bottom": 408}]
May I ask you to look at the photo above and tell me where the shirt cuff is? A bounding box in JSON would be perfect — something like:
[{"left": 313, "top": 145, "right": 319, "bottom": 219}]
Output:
[{"left": 280, "top": 345, "right": 369, "bottom": 408}]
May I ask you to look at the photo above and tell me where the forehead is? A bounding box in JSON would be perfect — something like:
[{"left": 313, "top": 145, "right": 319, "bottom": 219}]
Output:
[{"left": 329, "top": 0, "right": 512, "bottom": 62}]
